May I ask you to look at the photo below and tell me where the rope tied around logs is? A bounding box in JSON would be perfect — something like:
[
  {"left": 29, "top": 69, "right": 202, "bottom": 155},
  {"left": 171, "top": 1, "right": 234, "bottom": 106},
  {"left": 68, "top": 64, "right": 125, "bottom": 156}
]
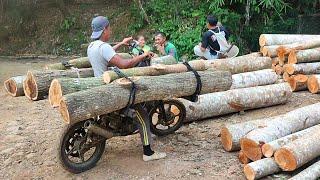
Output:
[
  {"left": 111, "top": 67, "right": 138, "bottom": 117},
  {"left": 182, "top": 61, "right": 202, "bottom": 102}
]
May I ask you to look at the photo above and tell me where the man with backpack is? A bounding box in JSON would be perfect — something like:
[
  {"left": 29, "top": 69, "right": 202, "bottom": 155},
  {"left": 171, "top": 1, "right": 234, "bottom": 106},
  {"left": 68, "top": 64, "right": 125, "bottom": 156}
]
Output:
[{"left": 194, "top": 15, "right": 231, "bottom": 60}]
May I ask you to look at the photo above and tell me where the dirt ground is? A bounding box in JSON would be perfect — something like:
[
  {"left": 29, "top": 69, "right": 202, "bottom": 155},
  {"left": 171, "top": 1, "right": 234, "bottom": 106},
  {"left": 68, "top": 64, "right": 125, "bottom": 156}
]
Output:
[{"left": 1, "top": 58, "right": 320, "bottom": 180}]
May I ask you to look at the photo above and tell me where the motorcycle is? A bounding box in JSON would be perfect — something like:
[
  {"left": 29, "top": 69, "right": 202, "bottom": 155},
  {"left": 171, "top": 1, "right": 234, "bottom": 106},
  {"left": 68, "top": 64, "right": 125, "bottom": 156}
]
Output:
[{"left": 58, "top": 41, "right": 187, "bottom": 173}]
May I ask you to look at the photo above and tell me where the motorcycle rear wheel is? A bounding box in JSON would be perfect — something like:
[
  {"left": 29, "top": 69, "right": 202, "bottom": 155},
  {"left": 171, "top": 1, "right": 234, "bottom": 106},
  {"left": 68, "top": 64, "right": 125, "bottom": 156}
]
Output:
[{"left": 58, "top": 120, "right": 106, "bottom": 174}]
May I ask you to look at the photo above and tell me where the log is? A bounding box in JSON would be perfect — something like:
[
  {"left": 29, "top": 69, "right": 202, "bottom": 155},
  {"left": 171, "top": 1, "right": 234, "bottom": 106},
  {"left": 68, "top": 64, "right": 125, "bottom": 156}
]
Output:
[
  {"left": 4, "top": 75, "right": 26, "bottom": 97},
  {"left": 239, "top": 150, "right": 250, "bottom": 164},
  {"left": 23, "top": 68, "right": 94, "bottom": 101},
  {"left": 259, "top": 34, "right": 320, "bottom": 47},
  {"left": 59, "top": 70, "right": 232, "bottom": 124},
  {"left": 277, "top": 38, "right": 320, "bottom": 62},
  {"left": 207, "top": 57, "right": 272, "bottom": 74},
  {"left": 261, "top": 45, "right": 278, "bottom": 57},
  {"left": 230, "top": 69, "right": 278, "bottom": 89},
  {"left": 288, "top": 48, "right": 320, "bottom": 64},
  {"left": 275, "top": 65, "right": 284, "bottom": 75},
  {"left": 49, "top": 77, "right": 104, "bottom": 107},
  {"left": 182, "top": 83, "right": 291, "bottom": 123},
  {"left": 289, "top": 160, "right": 320, "bottom": 180},
  {"left": 274, "top": 126, "right": 320, "bottom": 171},
  {"left": 243, "top": 158, "right": 281, "bottom": 180},
  {"left": 242, "top": 52, "right": 262, "bottom": 57},
  {"left": 284, "top": 62, "right": 320, "bottom": 75},
  {"left": 45, "top": 53, "right": 133, "bottom": 70},
  {"left": 272, "top": 57, "right": 279, "bottom": 66},
  {"left": 150, "top": 55, "right": 177, "bottom": 65},
  {"left": 287, "top": 74, "right": 308, "bottom": 91},
  {"left": 262, "top": 125, "right": 320, "bottom": 158},
  {"left": 241, "top": 102, "right": 320, "bottom": 161},
  {"left": 103, "top": 60, "right": 206, "bottom": 83},
  {"left": 283, "top": 72, "right": 290, "bottom": 82},
  {"left": 307, "top": 75, "right": 320, "bottom": 93}
]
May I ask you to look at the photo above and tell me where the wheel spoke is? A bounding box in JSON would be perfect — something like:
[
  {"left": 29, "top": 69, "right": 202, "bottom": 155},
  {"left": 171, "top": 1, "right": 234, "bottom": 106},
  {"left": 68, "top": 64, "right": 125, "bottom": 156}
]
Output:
[
  {"left": 67, "top": 146, "right": 76, "bottom": 155},
  {"left": 78, "top": 150, "right": 85, "bottom": 162}
]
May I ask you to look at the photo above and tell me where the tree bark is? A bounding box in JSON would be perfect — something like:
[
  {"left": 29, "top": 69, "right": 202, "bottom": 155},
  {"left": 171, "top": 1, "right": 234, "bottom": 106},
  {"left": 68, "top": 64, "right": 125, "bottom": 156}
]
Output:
[
  {"left": 259, "top": 34, "right": 320, "bottom": 47},
  {"left": 207, "top": 57, "right": 272, "bottom": 74},
  {"left": 59, "top": 71, "right": 232, "bottom": 124},
  {"left": 287, "top": 74, "right": 308, "bottom": 91},
  {"left": 261, "top": 45, "right": 278, "bottom": 57},
  {"left": 23, "top": 68, "right": 94, "bottom": 101},
  {"left": 49, "top": 77, "right": 104, "bottom": 107},
  {"left": 243, "top": 158, "right": 281, "bottom": 180},
  {"left": 239, "top": 150, "right": 250, "bottom": 164},
  {"left": 103, "top": 60, "right": 206, "bottom": 83},
  {"left": 262, "top": 125, "right": 320, "bottom": 158},
  {"left": 150, "top": 55, "right": 177, "bottom": 65},
  {"left": 288, "top": 47, "right": 320, "bottom": 64},
  {"left": 241, "top": 102, "right": 320, "bottom": 161},
  {"left": 277, "top": 38, "right": 320, "bottom": 62},
  {"left": 4, "top": 75, "right": 26, "bottom": 97},
  {"left": 284, "top": 62, "right": 320, "bottom": 75},
  {"left": 182, "top": 83, "right": 291, "bottom": 123},
  {"left": 289, "top": 160, "right": 320, "bottom": 180},
  {"left": 230, "top": 69, "right": 278, "bottom": 89},
  {"left": 307, "top": 75, "right": 320, "bottom": 93},
  {"left": 45, "top": 53, "right": 133, "bottom": 70},
  {"left": 242, "top": 52, "right": 262, "bottom": 57},
  {"left": 274, "top": 127, "right": 320, "bottom": 171}
]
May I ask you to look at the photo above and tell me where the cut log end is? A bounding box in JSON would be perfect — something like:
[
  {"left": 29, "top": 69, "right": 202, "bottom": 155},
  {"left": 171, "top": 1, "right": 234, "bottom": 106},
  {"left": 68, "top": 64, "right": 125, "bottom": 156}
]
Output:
[
  {"left": 59, "top": 98, "right": 70, "bottom": 124},
  {"left": 284, "top": 64, "right": 295, "bottom": 75},
  {"left": 261, "top": 47, "right": 269, "bottom": 57},
  {"left": 243, "top": 164, "right": 256, "bottom": 180},
  {"left": 288, "top": 51, "right": 297, "bottom": 64},
  {"left": 277, "top": 46, "right": 287, "bottom": 62},
  {"left": 103, "top": 74, "right": 112, "bottom": 84},
  {"left": 23, "top": 72, "right": 38, "bottom": 100},
  {"left": 274, "top": 148, "right": 297, "bottom": 171},
  {"left": 261, "top": 144, "right": 274, "bottom": 158},
  {"left": 288, "top": 74, "right": 308, "bottom": 91},
  {"left": 239, "top": 150, "right": 250, "bottom": 164},
  {"left": 240, "top": 138, "right": 262, "bottom": 161},
  {"left": 283, "top": 72, "right": 290, "bottom": 82},
  {"left": 259, "top": 35, "right": 266, "bottom": 47},
  {"left": 220, "top": 127, "right": 233, "bottom": 151},
  {"left": 275, "top": 65, "right": 283, "bottom": 75},
  {"left": 307, "top": 75, "right": 320, "bottom": 94},
  {"left": 49, "top": 79, "right": 63, "bottom": 108},
  {"left": 4, "top": 79, "right": 18, "bottom": 96}
]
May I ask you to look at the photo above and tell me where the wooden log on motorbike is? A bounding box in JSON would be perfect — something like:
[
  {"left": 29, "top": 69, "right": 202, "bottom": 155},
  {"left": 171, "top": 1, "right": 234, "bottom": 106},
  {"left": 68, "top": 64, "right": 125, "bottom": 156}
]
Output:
[
  {"left": 307, "top": 75, "right": 320, "bottom": 93},
  {"left": 182, "top": 83, "right": 291, "bottom": 123},
  {"left": 274, "top": 128, "right": 320, "bottom": 171},
  {"left": 262, "top": 125, "right": 320, "bottom": 158},
  {"left": 4, "top": 75, "right": 26, "bottom": 97},
  {"left": 59, "top": 70, "right": 232, "bottom": 124},
  {"left": 49, "top": 77, "right": 105, "bottom": 107},
  {"left": 288, "top": 48, "right": 320, "bottom": 64},
  {"left": 150, "top": 55, "right": 177, "bottom": 65},
  {"left": 103, "top": 60, "right": 207, "bottom": 83},
  {"left": 244, "top": 158, "right": 281, "bottom": 180},
  {"left": 277, "top": 39, "right": 320, "bottom": 62},
  {"left": 241, "top": 102, "right": 320, "bottom": 161},
  {"left": 289, "top": 160, "right": 320, "bottom": 180},
  {"left": 284, "top": 62, "right": 320, "bottom": 75},
  {"left": 23, "top": 68, "right": 94, "bottom": 101},
  {"left": 206, "top": 56, "right": 272, "bottom": 74},
  {"left": 45, "top": 53, "right": 133, "bottom": 70},
  {"left": 259, "top": 34, "right": 320, "bottom": 47},
  {"left": 230, "top": 69, "right": 278, "bottom": 89}
]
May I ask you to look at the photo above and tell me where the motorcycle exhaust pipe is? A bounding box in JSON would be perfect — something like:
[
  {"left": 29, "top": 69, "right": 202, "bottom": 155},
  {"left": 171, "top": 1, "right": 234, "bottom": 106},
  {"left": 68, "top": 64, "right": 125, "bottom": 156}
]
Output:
[{"left": 84, "top": 121, "right": 114, "bottom": 139}]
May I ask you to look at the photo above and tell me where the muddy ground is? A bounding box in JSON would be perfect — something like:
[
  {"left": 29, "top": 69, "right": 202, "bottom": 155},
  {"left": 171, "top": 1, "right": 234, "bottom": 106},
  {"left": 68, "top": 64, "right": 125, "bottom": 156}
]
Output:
[{"left": 0, "top": 58, "right": 320, "bottom": 180}]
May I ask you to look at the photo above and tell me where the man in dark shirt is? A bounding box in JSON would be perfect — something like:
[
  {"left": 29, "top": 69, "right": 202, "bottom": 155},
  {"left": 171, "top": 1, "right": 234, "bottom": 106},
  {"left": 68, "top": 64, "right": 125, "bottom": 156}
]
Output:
[{"left": 194, "top": 15, "right": 230, "bottom": 60}]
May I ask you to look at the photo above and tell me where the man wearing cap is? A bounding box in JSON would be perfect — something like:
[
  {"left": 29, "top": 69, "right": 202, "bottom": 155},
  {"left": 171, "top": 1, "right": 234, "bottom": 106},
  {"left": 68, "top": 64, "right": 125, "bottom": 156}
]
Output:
[
  {"left": 88, "top": 16, "right": 153, "bottom": 77},
  {"left": 194, "top": 15, "right": 230, "bottom": 60},
  {"left": 88, "top": 16, "right": 166, "bottom": 162}
]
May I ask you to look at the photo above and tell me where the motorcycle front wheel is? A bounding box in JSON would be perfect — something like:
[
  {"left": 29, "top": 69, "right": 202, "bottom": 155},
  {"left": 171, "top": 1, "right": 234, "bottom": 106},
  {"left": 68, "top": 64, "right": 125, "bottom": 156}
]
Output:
[{"left": 58, "top": 120, "right": 106, "bottom": 174}]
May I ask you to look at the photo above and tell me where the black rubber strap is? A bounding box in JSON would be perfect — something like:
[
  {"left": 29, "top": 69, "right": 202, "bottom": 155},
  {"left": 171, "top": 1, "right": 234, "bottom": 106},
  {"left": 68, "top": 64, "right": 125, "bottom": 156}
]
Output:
[
  {"left": 112, "top": 67, "right": 137, "bottom": 109},
  {"left": 183, "top": 62, "right": 202, "bottom": 102}
]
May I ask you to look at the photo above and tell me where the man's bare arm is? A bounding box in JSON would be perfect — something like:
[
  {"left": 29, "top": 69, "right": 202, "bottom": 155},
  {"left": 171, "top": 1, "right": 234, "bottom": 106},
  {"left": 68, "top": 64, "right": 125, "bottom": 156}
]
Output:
[{"left": 109, "top": 53, "right": 148, "bottom": 69}]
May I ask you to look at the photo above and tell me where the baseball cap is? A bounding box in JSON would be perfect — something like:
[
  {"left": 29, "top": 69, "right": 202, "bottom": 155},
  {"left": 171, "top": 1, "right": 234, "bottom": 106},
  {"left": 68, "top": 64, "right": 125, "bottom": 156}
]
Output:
[{"left": 90, "top": 16, "right": 109, "bottom": 39}]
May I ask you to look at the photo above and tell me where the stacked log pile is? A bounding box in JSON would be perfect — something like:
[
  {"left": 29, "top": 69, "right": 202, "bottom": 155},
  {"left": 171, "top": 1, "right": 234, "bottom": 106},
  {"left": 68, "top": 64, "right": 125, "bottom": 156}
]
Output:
[{"left": 259, "top": 34, "right": 320, "bottom": 92}]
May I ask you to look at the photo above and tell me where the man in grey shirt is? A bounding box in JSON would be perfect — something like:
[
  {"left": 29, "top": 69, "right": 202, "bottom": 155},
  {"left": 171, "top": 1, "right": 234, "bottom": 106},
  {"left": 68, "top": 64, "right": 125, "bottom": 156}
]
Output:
[{"left": 87, "top": 16, "right": 166, "bottom": 161}]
